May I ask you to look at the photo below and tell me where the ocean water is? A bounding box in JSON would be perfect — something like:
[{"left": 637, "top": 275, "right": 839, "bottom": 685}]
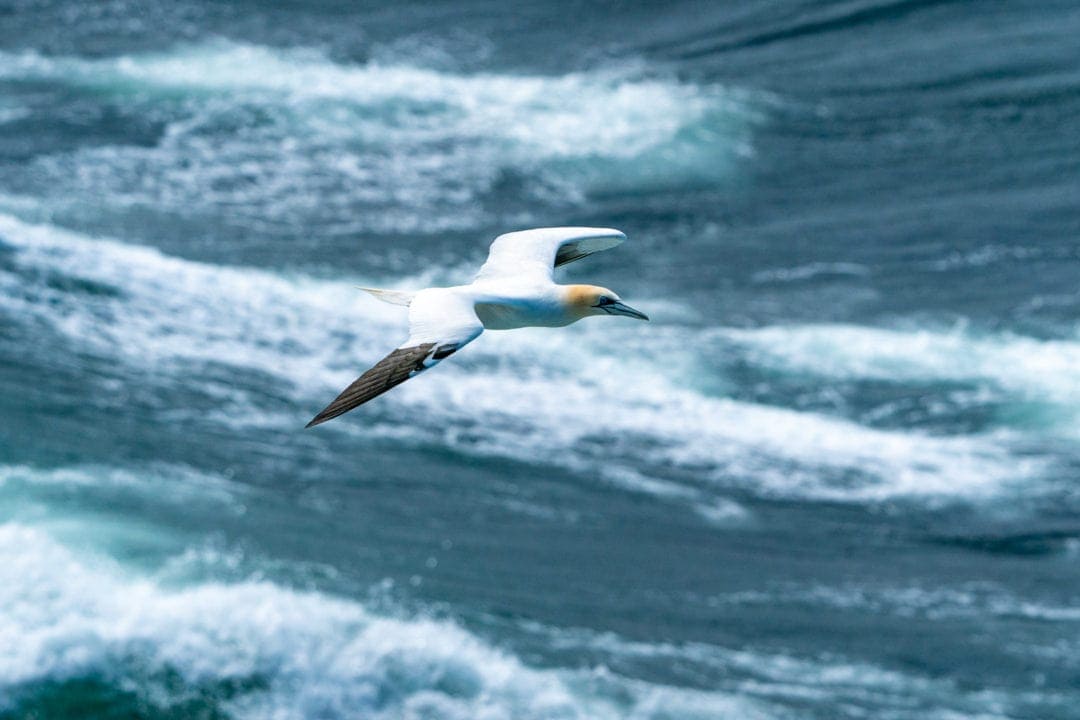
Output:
[{"left": 2, "top": 1, "right": 1079, "bottom": 718}]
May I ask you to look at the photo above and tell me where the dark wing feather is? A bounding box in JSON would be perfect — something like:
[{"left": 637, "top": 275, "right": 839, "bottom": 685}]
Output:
[
  {"left": 475, "top": 228, "right": 625, "bottom": 282},
  {"left": 553, "top": 234, "right": 625, "bottom": 268},
  {"left": 553, "top": 245, "right": 594, "bottom": 267},
  {"left": 306, "top": 343, "right": 434, "bottom": 427}
]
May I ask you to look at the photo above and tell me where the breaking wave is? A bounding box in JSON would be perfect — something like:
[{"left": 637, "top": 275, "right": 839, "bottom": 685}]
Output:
[
  {"left": 0, "top": 41, "right": 757, "bottom": 235},
  {"left": 722, "top": 323, "right": 1080, "bottom": 435},
  {"left": 1, "top": 521, "right": 1034, "bottom": 720},
  {"left": 0, "top": 523, "right": 771, "bottom": 720},
  {"left": 0, "top": 214, "right": 1052, "bottom": 511}
]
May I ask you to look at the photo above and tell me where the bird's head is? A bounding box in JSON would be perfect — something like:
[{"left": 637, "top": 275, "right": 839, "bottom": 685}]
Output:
[{"left": 564, "top": 284, "right": 649, "bottom": 321}]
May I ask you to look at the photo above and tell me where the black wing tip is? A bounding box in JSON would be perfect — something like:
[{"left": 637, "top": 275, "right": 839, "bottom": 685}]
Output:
[
  {"left": 305, "top": 403, "right": 353, "bottom": 428},
  {"left": 305, "top": 409, "right": 334, "bottom": 428},
  {"left": 303, "top": 343, "right": 437, "bottom": 429},
  {"left": 304, "top": 399, "right": 349, "bottom": 428},
  {"left": 305, "top": 407, "right": 348, "bottom": 428}
]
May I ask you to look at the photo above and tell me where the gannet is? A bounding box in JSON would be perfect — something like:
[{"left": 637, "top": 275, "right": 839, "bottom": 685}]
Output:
[{"left": 306, "top": 226, "right": 648, "bottom": 427}]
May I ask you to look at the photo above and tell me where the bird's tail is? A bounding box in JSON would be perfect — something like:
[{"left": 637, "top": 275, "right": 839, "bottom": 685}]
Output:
[{"left": 357, "top": 287, "right": 415, "bottom": 306}]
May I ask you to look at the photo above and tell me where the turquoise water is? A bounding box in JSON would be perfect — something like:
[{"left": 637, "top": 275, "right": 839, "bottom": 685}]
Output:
[{"left": 2, "top": 2, "right": 1079, "bottom": 718}]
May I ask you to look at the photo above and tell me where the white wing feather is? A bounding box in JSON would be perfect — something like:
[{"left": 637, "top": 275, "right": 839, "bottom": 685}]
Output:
[
  {"left": 474, "top": 226, "right": 626, "bottom": 283},
  {"left": 305, "top": 287, "right": 481, "bottom": 426},
  {"left": 308, "top": 226, "right": 627, "bottom": 427},
  {"left": 406, "top": 287, "right": 484, "bottom": 348}
]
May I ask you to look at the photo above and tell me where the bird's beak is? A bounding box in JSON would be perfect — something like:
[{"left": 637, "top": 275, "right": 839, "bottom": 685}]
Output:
[{"left": 607, "top": 300, "right": 649, "bottom": 321}]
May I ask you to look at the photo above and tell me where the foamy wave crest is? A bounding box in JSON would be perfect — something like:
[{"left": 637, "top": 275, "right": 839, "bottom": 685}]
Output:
[
  {"left": 0, "top": 463, "right": 249, "bottom": 540},
  {"left": 706, "top": 583, "right": 1080, "bottom": 623},
  {"left": 0, "top": 41, "right": 756, "bottom": 232},
  {"left": 0, "top": 42, "right": 744, "bottom": 160},
  {"left": 523, "top": 622, "right": 1025, "bottom": 717},
  {"left": 0, "top": 215, "right": 1046, "bottom": 506},
  {"left": 0, "top": 524, "right": 771, "bottom": 719},
  {"left": 723, "top": 323, "right": 1080, "bottom": 433}
]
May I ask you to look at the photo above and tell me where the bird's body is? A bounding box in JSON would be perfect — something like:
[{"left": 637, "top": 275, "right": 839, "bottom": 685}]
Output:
[
  {"left": 473, "top": 282, "right": 582, "bottom": 329},
  {"left": 307, "top": 227, "right": 648, "bottom": 427}
]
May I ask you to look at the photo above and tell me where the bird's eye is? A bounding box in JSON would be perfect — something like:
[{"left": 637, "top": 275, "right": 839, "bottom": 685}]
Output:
[{"left": 596, "top": 296, "right": 614, "bottom": 306}]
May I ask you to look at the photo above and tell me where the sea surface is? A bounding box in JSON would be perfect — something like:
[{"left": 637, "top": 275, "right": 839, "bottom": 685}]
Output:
[{"left": 2, "top": 1, "right": 1079, "bottom": 718}]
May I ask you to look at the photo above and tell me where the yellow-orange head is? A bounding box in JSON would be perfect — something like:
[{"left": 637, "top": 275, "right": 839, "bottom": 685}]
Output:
[{"left": 562, "top": 284, "right": 649, "bottom": 321}]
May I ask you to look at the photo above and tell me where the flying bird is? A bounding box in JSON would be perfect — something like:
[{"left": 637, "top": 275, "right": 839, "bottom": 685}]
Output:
[{"left": 306, "top": 227, "right": 648, "bottom": 427}]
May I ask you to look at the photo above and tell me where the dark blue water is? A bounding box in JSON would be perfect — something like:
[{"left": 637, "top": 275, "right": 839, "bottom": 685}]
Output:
[{"left": 2, "top": 1, "right": 1079, "bottom": 718}]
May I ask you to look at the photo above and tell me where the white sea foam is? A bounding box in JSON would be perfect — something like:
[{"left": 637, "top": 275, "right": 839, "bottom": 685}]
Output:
[
  {"left": 0, "top": 41, "right": 747, "bottom": 160},
  {"left": 723, "top": 323, "right": 1080, "bottom": 432},
  {"left": 751, "top": 262, "right": 870, "bottom": 284},
  {"left": 704, "top": 582, "right": 1080, "bottom": 624},
  {"left": 0, "top": 463, "right": 248, "bottom": 522},
  {"left": 723, "top": 324, "right": 1080, "bottom": 393},
  {"left": 419, "top": 339, "right": 1040, "bottom": 502},
  {"left": 0, "top": 523, "right": 773, "bottom": 719},
  {"left": 519, "top": 620, "right": 1021, "bottom": 717},
  {"left": 0, "top": 215, "right": 1049, "bottom": 506},
  {"left": 0, "top": 42, "right": 756, "bottom": 231},
  {"left": 0, "top": 462, "right": 243, "bottom": 500}
]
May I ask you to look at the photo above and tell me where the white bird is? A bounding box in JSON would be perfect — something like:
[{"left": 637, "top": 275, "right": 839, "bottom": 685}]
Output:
[{"left": 306, "top": 226, "right": 649, "bottom": 427}]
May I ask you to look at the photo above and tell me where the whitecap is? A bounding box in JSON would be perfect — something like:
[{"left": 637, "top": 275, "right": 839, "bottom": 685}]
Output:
[
  {"left": 0, "top": 523, "right": 774, "bottom": 720},
  {"left": 0, "top": 41, "right": 758, "bottom": 232},
  {"left": 0, "top": 214, "right": 1048, "bottom": 507},
  {"left": 751, "top": 262, "right": 870, "bottom": 284},
  {"left": 516, "top": 619, "right": 1022, "bottom": 717},
  {"left": 721, "top": 323, "right": 1080, "bottom": 434},
  {"left": 703, "top": 582, "right": 1080, "bottom": 624}
]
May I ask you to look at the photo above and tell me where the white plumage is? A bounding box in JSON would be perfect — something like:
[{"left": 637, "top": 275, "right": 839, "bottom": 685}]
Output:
[
  {"left": 307, "top": 227, "right": 647, "bottom": 427},
  {"left": 474, "top": 226, "right": 626, "bottom": 283}
]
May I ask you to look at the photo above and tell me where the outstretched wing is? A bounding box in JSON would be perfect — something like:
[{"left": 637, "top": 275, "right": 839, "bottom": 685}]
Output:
[
  {"left": 305, "top": 344, "right": 438, "bottom": 427},
  {"left": 306, "top": 289, "right": 483, "bottom": 427},
  {"left": 474, "top": 227, "right": 626, "bottom": 284}
]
